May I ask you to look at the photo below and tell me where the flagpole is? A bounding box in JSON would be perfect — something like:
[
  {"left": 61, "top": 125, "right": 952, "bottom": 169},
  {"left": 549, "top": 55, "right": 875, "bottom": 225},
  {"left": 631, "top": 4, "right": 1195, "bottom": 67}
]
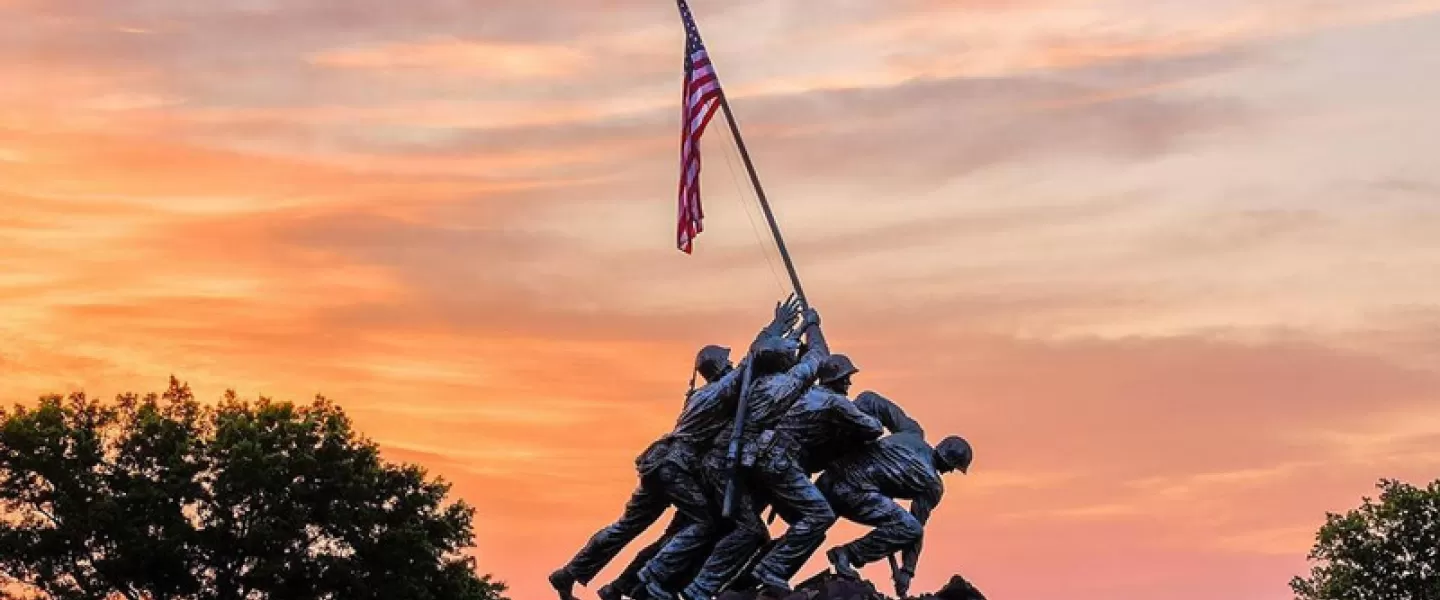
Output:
[{"left": 678, "top": 0, "right": 809, "bottom": 309}]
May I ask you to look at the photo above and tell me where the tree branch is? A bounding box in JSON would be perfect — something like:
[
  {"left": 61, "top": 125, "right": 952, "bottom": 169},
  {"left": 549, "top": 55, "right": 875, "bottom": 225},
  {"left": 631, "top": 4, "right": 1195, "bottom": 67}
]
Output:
[{"left": 29, "top": 503, "right": 60, "bottom": 527}]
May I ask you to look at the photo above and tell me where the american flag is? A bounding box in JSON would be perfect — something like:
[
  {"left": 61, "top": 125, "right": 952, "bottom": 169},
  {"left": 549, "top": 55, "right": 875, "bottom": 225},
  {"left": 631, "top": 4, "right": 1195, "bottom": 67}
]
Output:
[{"left": 676, "top": 0, "right": 722, "bottom": 254}]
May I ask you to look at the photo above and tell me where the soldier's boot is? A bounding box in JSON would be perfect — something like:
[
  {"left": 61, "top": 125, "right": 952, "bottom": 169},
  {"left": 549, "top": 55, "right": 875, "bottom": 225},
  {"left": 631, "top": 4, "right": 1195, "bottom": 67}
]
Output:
[
  {"left": 752, "top": 569, "right": 792, "bottom": 599},
  {"left": 634, "top": 570, "right": 675, "bottom": 600},
  {"left": 596, "top": 583, "right": 623, "bottom": 600},
  {"left": 548, "top": 568, "right": 580, "bottom": 600},
  {"left": 826, "top": 546, "right": 861, "bottom": 580},
  {"left": 726, "top": 572, "right": 759, "bottom": 593},
  {"left": 642, "top": 579, "right": 676, "bottom": 600},
  {"left": 674, "top": 589, "right": 707, "bottom": 600}
]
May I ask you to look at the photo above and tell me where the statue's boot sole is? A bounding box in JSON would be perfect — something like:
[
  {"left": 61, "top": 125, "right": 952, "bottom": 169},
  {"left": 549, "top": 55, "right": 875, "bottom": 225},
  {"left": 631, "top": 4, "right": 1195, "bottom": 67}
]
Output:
[
  {"left": 548, "top": 569, "right": 580, "bottom": 600},
  {"left": 825, "top": 547, "right": 861, "bottom": 580}
]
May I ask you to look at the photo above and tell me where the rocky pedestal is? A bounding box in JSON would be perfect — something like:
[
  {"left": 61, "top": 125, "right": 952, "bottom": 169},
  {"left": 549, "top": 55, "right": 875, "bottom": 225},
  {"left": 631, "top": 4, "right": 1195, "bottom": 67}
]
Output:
[{"left": 716, "top": 572, "right": 987, "bottom": 600}]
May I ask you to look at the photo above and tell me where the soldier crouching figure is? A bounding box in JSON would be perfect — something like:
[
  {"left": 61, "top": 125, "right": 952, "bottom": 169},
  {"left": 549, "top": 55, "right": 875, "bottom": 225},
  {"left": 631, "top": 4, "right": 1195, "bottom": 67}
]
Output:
[
  {"left": 733, "top": 351, "right": 887, "bottom": 596},
  {"left": 818, "top": 391, "right": 974, "bottom": 599}
]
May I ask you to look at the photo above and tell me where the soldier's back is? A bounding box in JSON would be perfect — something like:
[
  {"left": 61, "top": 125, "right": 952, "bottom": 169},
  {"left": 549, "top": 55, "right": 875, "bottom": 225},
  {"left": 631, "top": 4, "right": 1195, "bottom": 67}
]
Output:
[
  {"left": 671, "top": 376, "right": 738, "bottom": 445},
  {"left": 834, "top": 432, "right": 942, "bottom": 500},
  {"left": 778, "top": 389, "right": 882, "bottom": 472},
  {"left": 741, "top": 371, "right": 803, "bottom": 435}
]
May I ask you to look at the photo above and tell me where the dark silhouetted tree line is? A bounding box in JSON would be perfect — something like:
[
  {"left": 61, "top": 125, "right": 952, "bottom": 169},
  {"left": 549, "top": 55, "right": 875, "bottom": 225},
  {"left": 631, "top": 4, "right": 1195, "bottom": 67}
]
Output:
[
  {"left": 0, "top": 377, "right": 507, "bottom": 600},
  {"left": 1292, "top": 478, "right": 1440, "bottom": 600}
]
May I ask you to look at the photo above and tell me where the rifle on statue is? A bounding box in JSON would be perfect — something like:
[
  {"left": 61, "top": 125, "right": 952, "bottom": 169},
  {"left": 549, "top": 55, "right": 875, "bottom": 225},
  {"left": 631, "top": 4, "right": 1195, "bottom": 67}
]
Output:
[{"left": 720, "top": 357, "right": 755, "bottom": 518}]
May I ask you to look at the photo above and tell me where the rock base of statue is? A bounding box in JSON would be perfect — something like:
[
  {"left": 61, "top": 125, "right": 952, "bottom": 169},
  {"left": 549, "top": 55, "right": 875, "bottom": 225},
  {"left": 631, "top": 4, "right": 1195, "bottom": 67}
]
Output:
[{"left": 716, "top": 571, "right": 987, "bottom": 600}]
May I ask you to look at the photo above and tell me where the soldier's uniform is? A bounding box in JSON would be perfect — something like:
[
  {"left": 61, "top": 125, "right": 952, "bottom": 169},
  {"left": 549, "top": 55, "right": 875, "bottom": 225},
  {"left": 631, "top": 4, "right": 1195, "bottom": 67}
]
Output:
[
  {"left": 818, "top": 392, "right": 973, "bottom": 595},
  {"left": 679, "top": 323, "right": 828, "bottom": 600},
  {"left": 741, "top": 356, "right": 884, "bottom": 590},
  {"left": 604, "top": 516, "right": 683, "bottom": 598},
  {"left": 628, "top": 345, "right": 775, "bottom": 596},
  {"left": 552, "top": 389, "right": 735, "bottom": 595},
  {"left": 552, "top": 305, "right": 800, "bottom": 600}
]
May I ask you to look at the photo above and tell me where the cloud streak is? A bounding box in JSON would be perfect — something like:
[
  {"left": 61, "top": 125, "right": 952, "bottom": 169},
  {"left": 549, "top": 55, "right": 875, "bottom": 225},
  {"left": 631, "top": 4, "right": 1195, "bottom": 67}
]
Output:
[{"left": 3, "top": 2, "right": 1440, "bottom": 600}]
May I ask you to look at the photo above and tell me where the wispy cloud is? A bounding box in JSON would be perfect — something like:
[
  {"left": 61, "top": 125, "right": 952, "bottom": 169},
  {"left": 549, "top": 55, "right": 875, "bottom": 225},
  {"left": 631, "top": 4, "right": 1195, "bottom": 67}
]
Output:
[
  {"left": 308, "top": 38, "right": 590, "bottom": 79},
  {"left": 3, "top": 2, "right": 1440, "bottom": 599}
]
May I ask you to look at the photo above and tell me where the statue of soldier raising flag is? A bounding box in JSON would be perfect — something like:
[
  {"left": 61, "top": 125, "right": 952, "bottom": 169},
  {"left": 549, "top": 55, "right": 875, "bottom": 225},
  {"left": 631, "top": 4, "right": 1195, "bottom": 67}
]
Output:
[{"left": 550, "top": 2, "right": 977, "bottom": 599}]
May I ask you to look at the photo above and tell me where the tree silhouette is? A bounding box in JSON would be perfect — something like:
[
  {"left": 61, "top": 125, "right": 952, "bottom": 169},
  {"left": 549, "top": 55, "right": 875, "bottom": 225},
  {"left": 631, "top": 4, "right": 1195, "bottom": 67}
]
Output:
[
  {"left": 0, "top": 377, "right": 508, "bottom": 600},
  {"left": 1291, "top": 478, "right": 1440, "bottom": 600}
]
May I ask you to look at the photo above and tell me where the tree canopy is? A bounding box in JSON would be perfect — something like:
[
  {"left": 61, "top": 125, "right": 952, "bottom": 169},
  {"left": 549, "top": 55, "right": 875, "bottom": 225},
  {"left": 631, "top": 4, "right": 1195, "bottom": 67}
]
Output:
[
  {"left": 0, "top": 377, "right": 508, "bottom": 600},
  {"left": 1291, "top": 478, "right": 1440, "bottom": 600}
]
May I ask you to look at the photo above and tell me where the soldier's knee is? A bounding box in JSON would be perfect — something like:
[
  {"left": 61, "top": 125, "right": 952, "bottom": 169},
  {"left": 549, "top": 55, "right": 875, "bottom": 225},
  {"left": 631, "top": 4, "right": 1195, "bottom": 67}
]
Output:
[
  {"left": 735, "top": 517, "right": 769, "bottom": 538},
  {"left": 592, "top": 525, "right": 624, "bottom": 544},
  {"left": 687, "top": 519, "right": 719, "bottom": 537},
  {"left": 819, "top": 504, "right": 837, "bottom": 526},
  {"left": 801, "top": 504, "right": 837, "bottom": 532}
]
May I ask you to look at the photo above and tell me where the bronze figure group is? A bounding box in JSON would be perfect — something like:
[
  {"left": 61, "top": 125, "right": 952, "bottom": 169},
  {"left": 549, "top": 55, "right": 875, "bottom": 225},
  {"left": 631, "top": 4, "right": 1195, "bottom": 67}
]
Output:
[{"left": 550, "top": 296, "right": 973, "bottom": 600}]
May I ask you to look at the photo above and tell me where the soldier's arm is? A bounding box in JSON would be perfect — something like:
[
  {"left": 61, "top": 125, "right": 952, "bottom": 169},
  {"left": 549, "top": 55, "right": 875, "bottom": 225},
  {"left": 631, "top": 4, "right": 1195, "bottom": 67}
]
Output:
[
  {"left": 758, "top": 294, "right": 802, "bottom": 340},
  {"left": 801, "top": 310, "right": 830, "bottom": 359},
  {"left": 899, "top": 483, "right": 943, "bottom": 576},
  {"left": 854, "top": 392, "right": 924, "bottom": 437},
  {"left": 833, "top": 396, "right": 884, "bottom": 442},
  {"left": 734, "top": 295, "right": 805, "bottom": 376},
  {"left": 712, "top": 360, "right": 747, "bottom": 399},
  {"left": 756, "top": 311, "right": 828, "bottom": 404}
]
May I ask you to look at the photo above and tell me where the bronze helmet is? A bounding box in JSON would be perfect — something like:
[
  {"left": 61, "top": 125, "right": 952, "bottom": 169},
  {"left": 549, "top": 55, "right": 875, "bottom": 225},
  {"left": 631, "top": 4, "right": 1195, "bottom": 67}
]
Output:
[
  {"left": 935, "top": 436, "right": 973, "bottom": 474},
  {"left": 817, "top": 354, "right": 859, "bottom": 385}
]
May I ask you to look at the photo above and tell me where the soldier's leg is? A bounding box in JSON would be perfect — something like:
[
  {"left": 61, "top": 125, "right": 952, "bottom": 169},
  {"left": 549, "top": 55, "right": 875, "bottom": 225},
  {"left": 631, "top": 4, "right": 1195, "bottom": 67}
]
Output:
[
  {"left": 665, "top": 526, "right": 719, "bottom": 591},
  {"left": 636, "top": 464, "right": 720, "bottom": 594},
  {"left": 759, "top": 489, "right": 826, "bottom": 581},
  {"left": 679, "top": 475, "right": 769, "bottom": 600},
  {"left": 827, "top": 486, "right": 922, "bottom": 568},
  {"left": 718, "top": 497, "right": 777, "bottom": 594},
  {"left": 607, "top": 513, "right": 687, "bottom": 599},
  {"left": 748, "top": 453, "right": 836, "bottom": 590},
  {"left": 552, "top": 480, "right": 669, "bottom": 596}
]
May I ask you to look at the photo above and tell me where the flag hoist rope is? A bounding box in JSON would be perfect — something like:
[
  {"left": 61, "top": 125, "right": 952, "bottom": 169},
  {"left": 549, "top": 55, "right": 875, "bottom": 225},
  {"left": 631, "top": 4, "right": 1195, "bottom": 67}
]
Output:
[
  {"left": 714, "top": 94, "right": 809, "bottom": 309},
  {"left": 717, "top": 116, "right": 790, "bottom": 297}
]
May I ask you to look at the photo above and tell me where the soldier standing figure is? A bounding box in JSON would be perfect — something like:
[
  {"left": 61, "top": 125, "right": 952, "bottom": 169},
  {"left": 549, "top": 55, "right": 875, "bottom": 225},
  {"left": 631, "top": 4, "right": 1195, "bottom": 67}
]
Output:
[
  {"left": 668, "top": 307, "right": 829, "bottom": 598},
  {"left": 818, "top": 391, "right": 974, "bottom": 599},
  {"left": 548, "top": 297, "right": 803, "bottom": 600},
  {"left": 734, "top": 352, "right": 887, "bottom": 592},
  {"left": 672, "top": 307, "right": 829, "bottom": 600},
  {"left": 631, "top": 320, "right": 817, "bottom": 600}
]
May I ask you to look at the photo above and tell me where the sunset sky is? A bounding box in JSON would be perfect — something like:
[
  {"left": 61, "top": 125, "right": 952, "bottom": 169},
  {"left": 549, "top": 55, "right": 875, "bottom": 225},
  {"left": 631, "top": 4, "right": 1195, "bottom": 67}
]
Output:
[{"left": 4, "top": 0, "right": 1440, "bottom": 598}]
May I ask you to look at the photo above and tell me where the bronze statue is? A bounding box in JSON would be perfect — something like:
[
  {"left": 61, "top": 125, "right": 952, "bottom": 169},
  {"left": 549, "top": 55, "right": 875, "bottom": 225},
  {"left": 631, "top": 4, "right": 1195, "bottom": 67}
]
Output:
[
  {"left": 549, "top": 297, "right": 803, "bottom": 600},
  {"left": 552, "top": 300, "right": 973, "bottom": 599},
  {"left": 818, "top": 391, "right": 973, "bottom": 598}
]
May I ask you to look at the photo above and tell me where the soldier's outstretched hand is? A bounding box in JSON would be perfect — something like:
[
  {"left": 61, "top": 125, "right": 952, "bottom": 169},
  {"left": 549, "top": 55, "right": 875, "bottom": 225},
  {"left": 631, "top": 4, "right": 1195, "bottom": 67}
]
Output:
[{"left": 773, "top": 293, "right": 801, "bottom": 329}]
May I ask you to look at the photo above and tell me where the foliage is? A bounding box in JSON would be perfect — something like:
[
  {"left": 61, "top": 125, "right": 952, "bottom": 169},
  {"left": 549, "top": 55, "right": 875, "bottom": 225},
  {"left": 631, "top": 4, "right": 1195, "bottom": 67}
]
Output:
[
  {"left": 0, "top": 377, "right": 508, "bottom": 600},
  {"left": 1291, "top": 478, "right": 1440, "bottom": 600}
]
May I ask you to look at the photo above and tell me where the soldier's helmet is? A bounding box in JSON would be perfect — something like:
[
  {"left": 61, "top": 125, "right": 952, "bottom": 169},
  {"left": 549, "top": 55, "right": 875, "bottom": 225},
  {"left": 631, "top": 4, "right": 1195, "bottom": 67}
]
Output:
[
  {"left": 935, "top": 436, "right": 973, "bottom": 474},
  {"left": 750, "top": 335, "right": 800, "bottom": 373},
  {"left": 694, "top": 344, "right": 731, "bottom": 381},
  {"left": 817, "top": 354, "right": 859, "bottom": 385}
]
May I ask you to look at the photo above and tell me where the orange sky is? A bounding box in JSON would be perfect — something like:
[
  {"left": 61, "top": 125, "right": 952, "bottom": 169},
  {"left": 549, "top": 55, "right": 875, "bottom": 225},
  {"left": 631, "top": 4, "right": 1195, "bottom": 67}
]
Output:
[{"left": 4, "top": 1, "right": 1440, "bottom": 599}]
